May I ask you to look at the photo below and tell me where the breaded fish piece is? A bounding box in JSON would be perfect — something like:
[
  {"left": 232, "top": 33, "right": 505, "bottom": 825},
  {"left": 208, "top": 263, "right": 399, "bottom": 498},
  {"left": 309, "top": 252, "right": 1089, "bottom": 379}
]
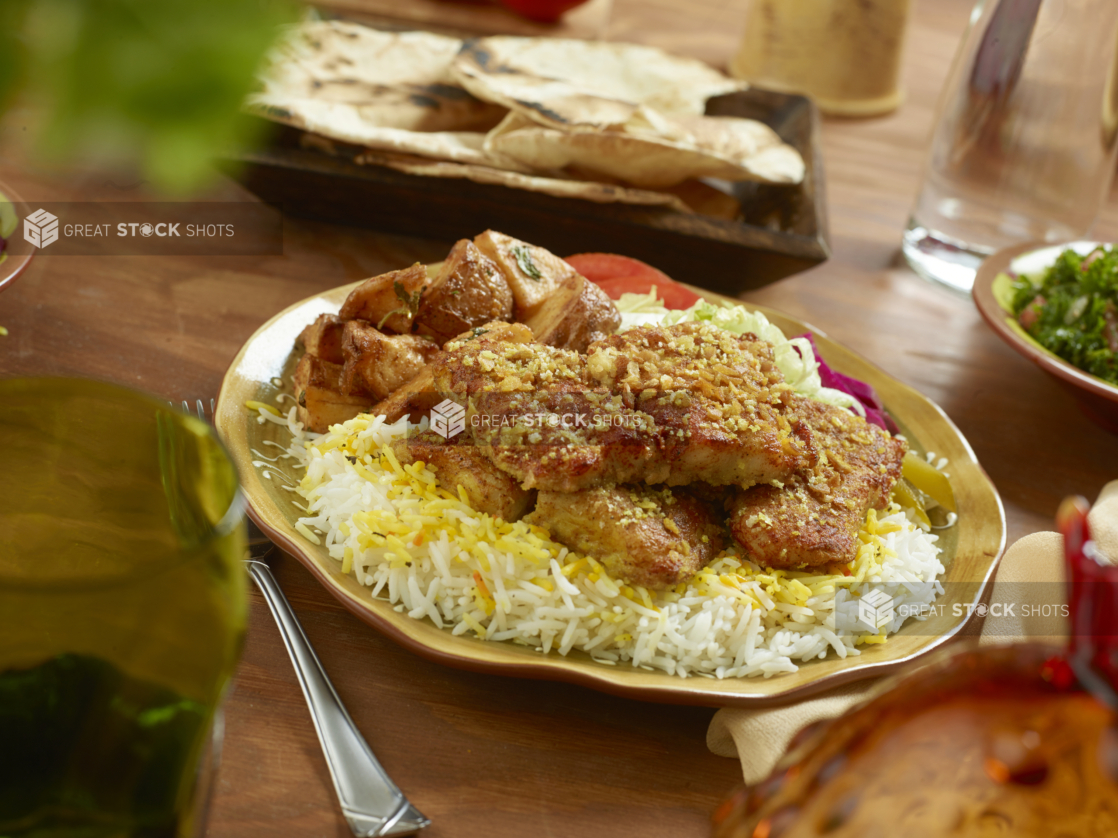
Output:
[
  {"left": 432, "top": 321, "right": 815, "bottom": 492},
  {"left": 391, "top": 431, "right": 535, "bottom": 522},
  {"left": 527, "top": 484, "right": 725, "bottom": 590},
  {"left": 586, "top": 323, "right": 814, "bottom": 487},
  {"left": 728, "top": 395, "right": 907, "bottom": 569}
]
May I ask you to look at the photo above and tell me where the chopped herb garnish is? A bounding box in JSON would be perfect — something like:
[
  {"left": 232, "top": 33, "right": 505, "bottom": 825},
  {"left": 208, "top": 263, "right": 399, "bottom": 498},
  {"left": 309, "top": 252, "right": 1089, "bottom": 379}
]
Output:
[
  {"left": 396, "top": 280, "right": 425, "bottom": 312},
  {"left": 1009, "top": 245, "right": 1118, "bottom": 385},
  {"left": 511, "top": 245, "right": 542, "bottom": 280},
  {"left": 346, "top": 455, "right": 357, "bottom": 464},
  {"left": 298, "top": 390, "right": 307, "bottom": 408},
  {"left": 377, "top": 280, "right": 427, "bottom": 329}
]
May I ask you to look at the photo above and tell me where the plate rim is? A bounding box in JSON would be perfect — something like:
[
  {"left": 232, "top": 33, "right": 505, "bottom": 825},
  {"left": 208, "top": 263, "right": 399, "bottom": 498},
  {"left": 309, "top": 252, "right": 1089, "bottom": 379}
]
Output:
[
  {"left": 0, "top": 179, "right": 35, "bottom": 295},
  {"left": 218, "top": 281, "right": 1007, "bottom": 707}
]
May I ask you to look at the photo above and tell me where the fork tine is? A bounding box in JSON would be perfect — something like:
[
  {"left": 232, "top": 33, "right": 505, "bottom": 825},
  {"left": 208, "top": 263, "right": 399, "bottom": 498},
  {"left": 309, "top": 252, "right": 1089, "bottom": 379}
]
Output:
[{"left": 182, "top": 395, "right": 271, "bottom": 547}]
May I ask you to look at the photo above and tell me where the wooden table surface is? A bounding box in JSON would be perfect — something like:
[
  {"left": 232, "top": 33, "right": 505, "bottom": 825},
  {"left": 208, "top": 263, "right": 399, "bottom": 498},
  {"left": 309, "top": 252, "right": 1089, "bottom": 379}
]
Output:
[{"left": 2, "top": 0, "right": 1117, "bottom": 835}]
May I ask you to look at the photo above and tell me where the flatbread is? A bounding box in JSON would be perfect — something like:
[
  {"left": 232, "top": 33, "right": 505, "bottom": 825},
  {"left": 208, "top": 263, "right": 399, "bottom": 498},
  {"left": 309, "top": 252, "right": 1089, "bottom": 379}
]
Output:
[
  {"left": 483, "top": 110, "right": 805, "bottom": 188},
  {"left": 250, "top": 21, "right": 506, "bottom": 132},
  {"left": 451, "top": 36, "right": 746, "bottom": 131},
  {"left": 254, "top": 96, "right": 531, "bottom": 169},
  {"left": 246, "top": 22, "right": 797, "bottom": 214},
  {"left": 350, "top": 148, "right": 696, "bottom": 213},
  {"left": 248, "top": 20, "right": 532, "bottom": 170}
]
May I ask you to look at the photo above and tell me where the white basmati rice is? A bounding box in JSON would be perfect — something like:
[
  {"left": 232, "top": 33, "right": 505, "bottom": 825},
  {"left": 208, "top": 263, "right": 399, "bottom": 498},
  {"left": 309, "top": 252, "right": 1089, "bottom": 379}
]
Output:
[{"left": 266, "top": 409, "right": 946, "bottom": 679}]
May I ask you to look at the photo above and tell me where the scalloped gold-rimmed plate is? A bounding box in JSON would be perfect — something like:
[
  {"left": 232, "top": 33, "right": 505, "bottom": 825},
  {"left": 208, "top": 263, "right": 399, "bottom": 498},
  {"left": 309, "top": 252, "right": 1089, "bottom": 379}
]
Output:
[{"left": 215, "top": 283, "right": 1005, "bottom": 707}]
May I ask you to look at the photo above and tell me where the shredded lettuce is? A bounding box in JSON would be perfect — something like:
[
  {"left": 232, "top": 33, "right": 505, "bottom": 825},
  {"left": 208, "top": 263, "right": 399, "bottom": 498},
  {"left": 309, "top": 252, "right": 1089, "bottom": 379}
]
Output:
[
  {"left": 615, "top": 290, "right": 670, "bottom": 330},
  {"left": 617, "top": 297, "right": 859, "bottom": 411}
]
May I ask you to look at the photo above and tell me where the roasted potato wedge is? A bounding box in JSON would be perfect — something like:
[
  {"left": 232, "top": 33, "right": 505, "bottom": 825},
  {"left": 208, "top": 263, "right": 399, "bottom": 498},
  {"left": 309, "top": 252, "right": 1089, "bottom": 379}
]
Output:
[
  {"left": 523, "top": 273, "right": 621, "bottom": 352},
  {"left": 370, "top": 364, "right": 441, "bottom": 423},
  {"left": 392, "top": 431, "right": 535, "bottom": 522},
  {"left": 338, "top": 262, "right": 428, "bottom": 333},
  {"left": 293, "top": 354, "right": 376, "bottom": 434},
  {"left": 298, "top": 313, "right": 347, "bottom": 364},
  {"left": 341, "top": 321, "right": 440, "bottom": 400},
  {"left": 473, "top": 229, "right": 581, "bottom": 320},
  {"left": 414, "top": 239, "right": 513, "bottom": 346}
]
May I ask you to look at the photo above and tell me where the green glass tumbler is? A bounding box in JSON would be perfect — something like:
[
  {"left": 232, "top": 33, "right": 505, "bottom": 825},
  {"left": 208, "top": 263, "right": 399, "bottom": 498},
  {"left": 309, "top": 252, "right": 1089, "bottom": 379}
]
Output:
[{"left": 0, "top": 378, "right": 248, "bottom": 838}]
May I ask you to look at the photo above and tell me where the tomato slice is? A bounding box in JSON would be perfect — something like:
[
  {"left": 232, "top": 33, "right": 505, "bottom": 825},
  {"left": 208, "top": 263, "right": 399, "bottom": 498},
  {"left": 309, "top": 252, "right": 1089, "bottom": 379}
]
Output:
[
  {"left": 564, "top": 252, "right": 702, "bottom": 310},
  {"left": 497, "top": 0, "right": 591, "bottom": 22},
  {"left": 592, "top": 277, "right": 701, "bottom": 310}
]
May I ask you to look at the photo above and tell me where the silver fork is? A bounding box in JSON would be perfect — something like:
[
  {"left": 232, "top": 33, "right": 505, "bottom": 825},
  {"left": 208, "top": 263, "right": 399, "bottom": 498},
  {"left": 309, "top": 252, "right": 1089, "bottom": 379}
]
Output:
[{"left": 184, "top": 399, "right": 429, "bottom": 838}]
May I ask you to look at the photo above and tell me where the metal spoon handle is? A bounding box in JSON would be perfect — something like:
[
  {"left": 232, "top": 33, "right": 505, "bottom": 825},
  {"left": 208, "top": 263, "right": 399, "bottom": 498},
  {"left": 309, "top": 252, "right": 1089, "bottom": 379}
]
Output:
[{"left": 245, "top": 560, "right": 429, "bottom": 837}]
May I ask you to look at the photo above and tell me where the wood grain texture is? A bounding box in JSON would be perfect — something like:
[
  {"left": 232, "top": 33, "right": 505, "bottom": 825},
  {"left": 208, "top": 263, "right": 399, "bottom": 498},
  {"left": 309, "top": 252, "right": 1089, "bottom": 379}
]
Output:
[{"left": 1, "top": 0, "right": 1116, "bottom": 835}]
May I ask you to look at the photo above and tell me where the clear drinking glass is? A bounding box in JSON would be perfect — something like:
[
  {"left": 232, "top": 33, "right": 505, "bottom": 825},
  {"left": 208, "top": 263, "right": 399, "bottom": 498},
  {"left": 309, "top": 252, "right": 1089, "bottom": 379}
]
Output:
[
  {"left": 0, "top": 378, "right": 247, "bottom": 837},
  {"left": 903, "top": 0, "right": 1118, "bottom": 295}
]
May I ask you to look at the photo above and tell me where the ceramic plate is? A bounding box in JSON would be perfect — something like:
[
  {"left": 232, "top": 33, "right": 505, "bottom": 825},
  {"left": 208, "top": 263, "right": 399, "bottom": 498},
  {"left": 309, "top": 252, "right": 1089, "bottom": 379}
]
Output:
[
  {"left": 0, "top": 180, "right": 34, "bottom": 295},
  {"left": 973, "top": 240, "right": 1118, "bottom": 434},
  {"left": 216, "top": 284, "right": 1005, "bottom": 706}
]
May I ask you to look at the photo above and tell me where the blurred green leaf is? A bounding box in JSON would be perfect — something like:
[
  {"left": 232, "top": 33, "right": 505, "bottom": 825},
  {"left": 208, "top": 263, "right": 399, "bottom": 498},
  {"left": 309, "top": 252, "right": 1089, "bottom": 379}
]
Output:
[{"left": 0, "top": 0, "right": 297, "bottom": 194}]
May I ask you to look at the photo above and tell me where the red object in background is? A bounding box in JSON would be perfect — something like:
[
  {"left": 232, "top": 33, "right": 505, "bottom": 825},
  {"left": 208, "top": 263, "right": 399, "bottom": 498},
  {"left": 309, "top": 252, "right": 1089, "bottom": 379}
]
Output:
[
  {"left": 564, "top": 252, "right": 702, "bottom": 310},
  {"left": 496, "top": 0, "right": 592, "bottom": 21},
  {"left": 1058, "top": 496, "right": 1118, "bottom": 705}
]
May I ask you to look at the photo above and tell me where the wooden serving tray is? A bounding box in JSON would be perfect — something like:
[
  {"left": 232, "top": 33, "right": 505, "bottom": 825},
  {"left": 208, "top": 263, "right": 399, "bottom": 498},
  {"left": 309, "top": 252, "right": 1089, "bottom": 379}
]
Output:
[{"left": 222, "top": 88, "right": 829, "bottom": 294}]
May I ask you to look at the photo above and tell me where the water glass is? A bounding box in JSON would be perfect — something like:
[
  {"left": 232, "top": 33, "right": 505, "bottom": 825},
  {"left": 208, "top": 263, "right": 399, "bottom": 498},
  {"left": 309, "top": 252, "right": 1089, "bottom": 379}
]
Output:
[
  {"left": 0, "top": 378, "right": 247, "bottom": 838},
  {"left": 903, "top": 0, "right": 1118, "bottom": 294}
]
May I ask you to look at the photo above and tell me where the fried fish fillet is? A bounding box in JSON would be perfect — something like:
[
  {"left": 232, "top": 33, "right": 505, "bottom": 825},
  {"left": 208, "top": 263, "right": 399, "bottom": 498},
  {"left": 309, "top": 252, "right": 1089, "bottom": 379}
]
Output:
[
  {"left": 431, "top": 321, "right": 815, "bottom": 492},
  {"left": 391, "top": 431, "right": 535, "bottom": 522},
  {"left": 527, "top": 484, "right": 725, "bottom": 589},
  {"left": 727, "top": 395, "right": 906, "bottom": 569}
]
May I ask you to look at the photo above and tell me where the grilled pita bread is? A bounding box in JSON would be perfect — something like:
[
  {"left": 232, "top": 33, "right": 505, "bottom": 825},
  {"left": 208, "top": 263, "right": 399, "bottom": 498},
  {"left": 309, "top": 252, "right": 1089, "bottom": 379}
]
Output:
[
  {"left": 350, "top": 148, "right": 696, "bottom": 212},
  {"left": 247, "top": 21, "right": 798, "bottom": 216},
  {"left": 451, "top": 36, "right": 746, "bottom": 131},
  {"left": 248, "top": 21, "right": 530, "bottom": 170},
  {"left": 483, "top": 110, "right": 805, "bottom": 188},
  {"left": 250, "top": 21, "right": 505, "bottom": 132}
]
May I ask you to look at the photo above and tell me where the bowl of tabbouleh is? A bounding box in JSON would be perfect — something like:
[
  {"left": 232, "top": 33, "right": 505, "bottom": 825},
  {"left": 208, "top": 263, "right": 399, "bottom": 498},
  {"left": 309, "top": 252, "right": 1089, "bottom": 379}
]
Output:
[{"left": 973, "top": 240, "right": 1118, "bottom": 434}]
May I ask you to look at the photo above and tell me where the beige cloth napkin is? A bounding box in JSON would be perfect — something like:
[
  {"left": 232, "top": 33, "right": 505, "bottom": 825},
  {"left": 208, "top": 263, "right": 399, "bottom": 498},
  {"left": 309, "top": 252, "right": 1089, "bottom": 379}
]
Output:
[{"left": 707, "top": 480, "right": 1118, "bottom": 784}]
